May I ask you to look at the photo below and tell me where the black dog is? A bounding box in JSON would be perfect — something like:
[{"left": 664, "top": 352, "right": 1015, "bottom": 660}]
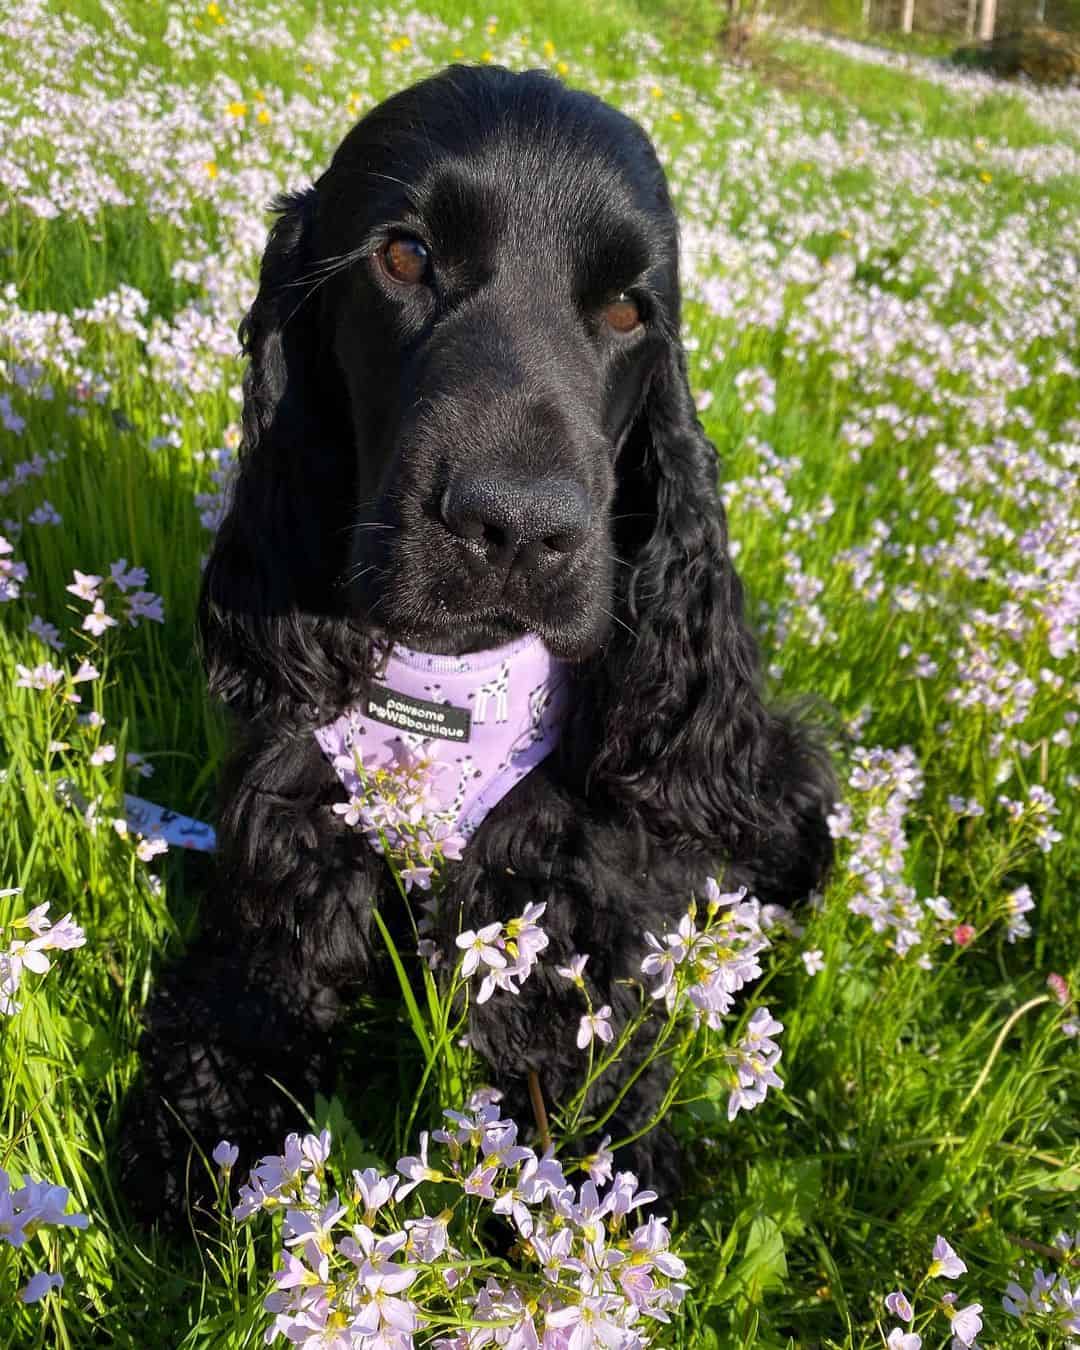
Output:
[{"left": 120, "top": 64, "right": 835, "bottom": 1224}]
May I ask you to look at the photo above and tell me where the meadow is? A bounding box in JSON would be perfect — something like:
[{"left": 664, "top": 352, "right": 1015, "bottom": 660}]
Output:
[{"left": 0, "top": 0, "right": 1078, "bottom": 1345}]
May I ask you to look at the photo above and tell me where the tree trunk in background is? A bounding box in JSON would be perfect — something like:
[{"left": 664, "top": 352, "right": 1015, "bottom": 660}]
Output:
[
  {"left": 965, "top": 0, "right": 978, "bottom": 38},
  {"left": 901, "top": 0, "right": 916, "bottom": 32},
  {"left": 977, "top": 0, "right": 996, "bottom": 41}
]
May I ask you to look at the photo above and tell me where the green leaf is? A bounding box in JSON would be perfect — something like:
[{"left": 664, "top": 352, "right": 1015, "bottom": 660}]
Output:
[
  {"left": 1033, "top": 1164, "right": 1080, "bottom": 1192},
  {"left": 370, "top": 905, "right": 433, "bottom": 1063},
  {"left": 313, "top": 1093, "right": 386, "bottom": 1174},
  {"left": 56, "top": 1014, "right": 112, "bottom": 1082},
  {"left": 714, "top": 1216, "right": 788, "bottom": 1305},
  {"left": 745, "top": 1157, "right": 823, "bottom": 1237}
]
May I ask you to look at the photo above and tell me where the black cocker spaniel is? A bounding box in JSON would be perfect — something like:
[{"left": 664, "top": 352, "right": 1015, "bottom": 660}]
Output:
[{"left": 120, "top": 64, "right": 836, "bottom": 1225}]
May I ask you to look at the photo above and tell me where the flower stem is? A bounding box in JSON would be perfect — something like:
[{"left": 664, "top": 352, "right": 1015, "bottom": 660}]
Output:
[{"left": 958, "top": 994, "right": 1051, "bottom": 1116}]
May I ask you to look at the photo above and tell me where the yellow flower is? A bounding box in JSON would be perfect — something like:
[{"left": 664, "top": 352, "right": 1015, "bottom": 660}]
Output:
[
  {"left": 256, "top": 108, "right": 270, "bottom": 125},
  {"left": 253, "top": 89, "right": 265, "bottom": 102},
  {"left": 303, "top": 61, "right": 314, "bottom": 73},
  {"left": 204, "top": 161, "right": 218, "bottom": 179},
  {"left": 542, "top": 39, "right": 555, "bottom": 57},
  {"left": 453, "top": 47, "right": 465, "bottom": 58},
  {"left": 225, "top": 101, "right": 247, "bottom": 118},
  {"left": 650, "top": 85, "right": 663, "bottom": 99},
  {"left": 979, "top": 171, "right": 992, "bottom": 183},
  {"left": 670, "top": 110, "right": 682, "bottom": 122},
  {"left": 556, "top": 60, "right": 568, "bottom": 75},
  {"left": 839, "top": 228, "right": 852, "bottom": 239},
  {"left": 481, "top": 49, "right": 494, "bottom": 63},
  {"left": 486, "top": 21, "right": 497, "bottom": 34},
  {"left": 206, "top": 0, "right": 220, "bottom": 14}
]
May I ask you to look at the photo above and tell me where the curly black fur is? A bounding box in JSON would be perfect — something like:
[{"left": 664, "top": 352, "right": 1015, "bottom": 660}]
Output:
[{"left": 119, "top": 65, "right": 837, "bottom": 1226}]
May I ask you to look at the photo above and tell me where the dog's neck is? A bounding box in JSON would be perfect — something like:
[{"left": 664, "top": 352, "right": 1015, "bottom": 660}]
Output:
[{"left": 315, "top": 635, "right": 568, "bottom": 849}]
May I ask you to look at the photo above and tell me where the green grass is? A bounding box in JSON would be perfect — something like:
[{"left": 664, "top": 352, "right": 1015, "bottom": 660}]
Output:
[
  {"left": 0, "top": 1, "right": 1078, "bottom": 1347},
  {"left": 764, "top": 36, "right": 1078, "bottom": 148}
]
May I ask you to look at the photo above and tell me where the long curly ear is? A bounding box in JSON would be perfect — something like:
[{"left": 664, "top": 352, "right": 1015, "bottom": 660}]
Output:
[
  {"left": 588, "top": 338, "right": 834, "bottom": 887},
  {"left": 199, "top": 188, "right": 366, "bottom": 721}
]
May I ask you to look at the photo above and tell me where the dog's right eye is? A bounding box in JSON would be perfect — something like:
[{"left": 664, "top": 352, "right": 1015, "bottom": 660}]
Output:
[{"left": 378, "top": 236, "right": 431, "bottom": 286}]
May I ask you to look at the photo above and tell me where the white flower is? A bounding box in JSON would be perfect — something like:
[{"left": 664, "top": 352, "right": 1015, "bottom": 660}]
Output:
[
  {"left": 332, "top": 794, "right": 366, "bottom": 827},
  {"left": 65, "top": 570, "right": 102, "bottom": 602},
  {"left": 801, "top": 948, "right": 825, "bottom": 975},
  {"left": 395, "top": 1132, "right": 443, "bottom": 1199},
  {"left": 929, "top": 1235, "right": 967, "bottom": 1280},
  {"left": 352, "top": 1167, "right": 398, "bottom": 1219},
  {"left": 583, "top": 1136, "right": 614, "bottom": 1186},
  {"left": 213, "top": 1140, "right": 239, "bottom": 1170},
  {"left": 456, "top": 923, "right": 506, "bottom": 979},
  {"left": 949, "top": 1302, "right": 983, "bottom": 1346},
  {"left": 577, "top": 1006, "right": 614, "bottom": 1049},
  {"left": 82, "top": 599, "right": 117, "bottom": 636},
  {"left": 556, "top": 954, "right": 589, "bottom": 986}
]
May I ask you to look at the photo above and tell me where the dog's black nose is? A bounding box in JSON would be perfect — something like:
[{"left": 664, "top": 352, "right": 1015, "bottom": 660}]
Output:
[{"left": 440, "top": 476, "right": 590, "bottom": 574}]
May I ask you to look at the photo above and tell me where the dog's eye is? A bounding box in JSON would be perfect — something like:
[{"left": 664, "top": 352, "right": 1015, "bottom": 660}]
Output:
[
  {"left": 603, "top": 294, "right": 642, "bottom": 334},
  {"left": 378, "top": 236, "right": 431, "bottom": 286}
]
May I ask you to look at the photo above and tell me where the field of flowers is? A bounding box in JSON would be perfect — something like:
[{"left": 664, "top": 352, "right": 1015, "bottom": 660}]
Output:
[{"left": 1, "top": 0, "right": 1078, "bottom": 1345}]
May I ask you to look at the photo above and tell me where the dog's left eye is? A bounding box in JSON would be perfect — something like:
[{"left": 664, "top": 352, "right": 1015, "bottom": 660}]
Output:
[
  {"left": 603, "top": 293, "right": 643, "bottom": 334},
  {"left": 378, "top": 236, "right": 431, "bottom": 286}
]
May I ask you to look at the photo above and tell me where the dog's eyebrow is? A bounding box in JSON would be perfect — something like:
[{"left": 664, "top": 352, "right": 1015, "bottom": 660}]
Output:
[
  {"left": 409, "top": 161, "right": 508, "bottom": 252},
  {"left": 574, "top": 221, "right": 654, "bottom": 303},
  {"left": 329, "top": 164, "right": 427, "bottom": 242}
]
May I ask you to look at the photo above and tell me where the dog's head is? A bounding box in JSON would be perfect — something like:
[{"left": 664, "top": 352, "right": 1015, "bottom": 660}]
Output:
[
  {"left": 322, "top": 68, "right": 679, "bottom": 660},
  {"left": 203, "top": 64, "right": 794, "bottom": 852},
  {"left": 203, "top": 67, "right": 688, "bottom": 686}
]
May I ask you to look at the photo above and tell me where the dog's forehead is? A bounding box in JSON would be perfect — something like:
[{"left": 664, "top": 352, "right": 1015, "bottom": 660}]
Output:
[
  {"left": 324, "top": 66, "right": 672, "bottom": 280},
  {"left": 416, "top": 144, "right": 656, "bottom": 278}
]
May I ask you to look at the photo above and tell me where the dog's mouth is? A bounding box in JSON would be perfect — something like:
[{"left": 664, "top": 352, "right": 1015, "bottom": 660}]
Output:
[
  {"left": 360, "top": 591, "right": 606, "bottom": 660},
  {"left": 344, "top": 549, "right": 610, "bottom": 660}
]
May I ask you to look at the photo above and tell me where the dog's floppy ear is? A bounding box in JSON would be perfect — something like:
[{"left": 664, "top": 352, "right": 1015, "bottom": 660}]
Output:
[
  {"left": 588, "top": 335, "right": 832, "bottom": 875},
  {"left": 199, "top": 187, "right": 365, "bottom": 722}
]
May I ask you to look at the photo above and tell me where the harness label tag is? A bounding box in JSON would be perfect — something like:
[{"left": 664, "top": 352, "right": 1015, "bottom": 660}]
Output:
[{"left": 366, "top": 684, "right": 472, "bottom": 742}]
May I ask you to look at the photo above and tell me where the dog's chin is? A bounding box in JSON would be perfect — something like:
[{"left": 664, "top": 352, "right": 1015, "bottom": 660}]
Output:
[{"left": 351, "top": 588, "right": 609, "bottom": 661}]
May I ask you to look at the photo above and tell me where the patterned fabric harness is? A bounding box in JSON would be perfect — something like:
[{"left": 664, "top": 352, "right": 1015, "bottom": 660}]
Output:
[{"left": 313, "top": 636, "right": 568, "bottom": 842}]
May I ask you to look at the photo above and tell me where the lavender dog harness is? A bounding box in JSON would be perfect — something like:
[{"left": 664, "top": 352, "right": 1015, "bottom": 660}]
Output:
[{"left": 314, "top": 636, "right": 567, "bottom": 844}]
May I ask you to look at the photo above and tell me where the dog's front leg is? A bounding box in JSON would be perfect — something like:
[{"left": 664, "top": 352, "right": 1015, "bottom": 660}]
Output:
[
  {"left": 450, "top": 822, "right": 686, "bottom": 1202},
  {"left": 464, "top": 934, "right": 683, "bottom": 1202},
  {"left": 118, "top": 726, "right": 382, "bottom": 1228}
]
